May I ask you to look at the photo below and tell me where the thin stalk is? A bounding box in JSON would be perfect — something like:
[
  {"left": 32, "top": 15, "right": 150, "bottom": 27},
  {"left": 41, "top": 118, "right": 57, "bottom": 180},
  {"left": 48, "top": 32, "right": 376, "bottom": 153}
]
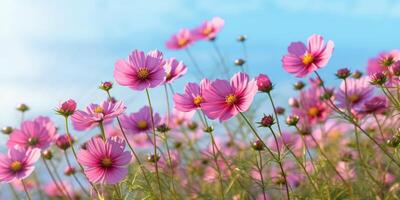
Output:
[
  {"left": 63, "top": 150, "right": 90, "bottom": 196},
  {"left": 98, "top": 121, "right": 106, "bottom": 141},
  {"left": 21, "top": 179, "right": 32, "bottom": 200},
  {"left": 257, "top": 151, "right": 267, "bottom": 200},
  {"left": 164, "top": 84, "right": 171, "bottom": 126},
  {"left": 49, "top": 160, "right": 75, "bottom": 200},
  {"left": 185, "top": 48, "right": 205, "bottom": 78},
  {"left": 209, "top": 131, "right": 226, "bottom": 200},
  {"left": 145, "top": 89, "right": 164, "bottom": 200},
  {"left": 163, "top": 134, "right": 178, "bottom": 199},
  {"left": 64, "top": 116, "right": 98, "bottom": 197},
  {"left": 42, "top": 158, "right": 73, "bottom": 200},
  {"left": 211, "top": 40, "right": 230, "bottom": 76},
  {"left": 9, "top": 184, "right": 19, "bottom": 200}
]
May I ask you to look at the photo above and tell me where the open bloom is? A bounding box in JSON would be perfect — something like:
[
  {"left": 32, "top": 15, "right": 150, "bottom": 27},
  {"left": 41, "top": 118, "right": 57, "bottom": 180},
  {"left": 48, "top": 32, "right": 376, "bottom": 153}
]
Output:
[
  {"left": 164, "top": 58, "right": 187, "bottom": 83},
  {"left": 202, "top": 72, "right": 257, "bottom": 121},
  {"left": 191, "top": 17, "right": 224, "bottom": 40},
  {"left": 335, "top": 77, "right": 374, "bottom": 110},
  {"left": 0, "top": 147, "right": 41, "bottom": 183},
  {"left": 114, "top": 49, "right": 166, "bottom": 91},
  {"left": 367, "top": 49, "right": 400, "bottom": 75},
  {"left": 71, "top": 100, "right": 126, "bottom": 131},
  {"left": 173, "top": 79, "right": 210, "bottom": 112},
  {"left": 166, "top": 29, "right": 193, "bottom": 50},
  {"left": 120, "top": 106, "right": 161, "bottom": 134},
  {"left": 292, "top": 86, "right": 331, "bottom": 125},
  {"left": 7, "top": 120, "right": 53, "bottom": 150},
  {"left": 282, "top": 34, "right": 334, "bottom": 77},
  {"left": 77, "top": 136, "right": 132, "bottom": 184}
]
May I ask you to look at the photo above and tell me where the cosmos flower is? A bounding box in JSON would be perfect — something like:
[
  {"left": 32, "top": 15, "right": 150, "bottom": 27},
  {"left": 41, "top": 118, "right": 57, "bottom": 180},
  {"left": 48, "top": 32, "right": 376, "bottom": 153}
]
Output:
[
  {"left": 335, "top": 77, "right": 374, "bottom": 110},
  {"left": 202, "top": 72, "right": 257, "bottom": 121},
  {"left": 71, "top": 100, "right": 126, "bottom": 131},
  {"left": 169, "top": 108, "right": 196, "bottom": 128},
  {"left": 56, "top": 99, "right": 77, "bottom": 117},
  {"left": 173, "top": 79, "right": 210, "bottom": 112},
  {"left": 164, "top": 58, "right": 187, "bottom": 83},
  {"left": 191, "top": 17, "right": 224, "bottom": 40},
  {"left": 77, "top": 136, "right": 132, "bottom": 184},
  {"left": 166, "top": 29, "right": 193, "bottom": 50},
  {"left": 269, "top": 160, "right": 304, "bottom": 188},
  {"left": 335, "top": 161, "right": 356, "bottom": 181},
  {"left": 120, "top": 106, "right": 161, "bottom": 134},
  {"left": 359, "top": 95, "right": 388, "bottom": 114},
  {"left": 282, "top": 34, "right": 334, "bottom": 77},
  {"left": 44, "top": 181, "right": 74, "bottom": 198},
  {"left": 0, "top": 146, "right": 41, "bottom": 183},
  {"left": 34, "top": 116, "right": 57, "bottom": 139},
  {"left": 291, "top": 86, "right": 331, "bottom": 125},
  {"left": 367, "top": 49, "right": 400, "bottom": 75},
  {"left": 114, "top": 49, "right": 166, "bottom": 91},
  {"left": 54, "top": 134, "right": 73, "bottom": 150},
  {"left": 7, "top": 120, "right": 53, "bottom": 150}
]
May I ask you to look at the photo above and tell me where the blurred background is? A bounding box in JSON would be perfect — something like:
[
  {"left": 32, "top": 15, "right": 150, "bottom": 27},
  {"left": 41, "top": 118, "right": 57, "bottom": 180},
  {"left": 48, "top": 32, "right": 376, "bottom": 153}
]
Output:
[{"left": 1, "top": 0, "right": 399, "bottom": 129}]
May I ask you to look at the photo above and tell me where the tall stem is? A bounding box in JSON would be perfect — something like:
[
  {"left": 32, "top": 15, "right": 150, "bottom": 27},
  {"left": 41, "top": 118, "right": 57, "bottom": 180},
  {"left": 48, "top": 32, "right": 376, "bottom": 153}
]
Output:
[
  {"left": 211, "top": 40, "right": 230, "bottom": 76},
  {"left": 257, "top": 151, "right": 267, "bottom": 200},
  {"left": 185, "top": 48, "right": 205, "bottom": 79},
  {"left": 209, "top": 131, "right": 226, "bottom": 200},
  {"left": 21, "top": 179, "right": 32, "bottom": 200},
  {"left": 164, "top": 84, "right": 171, "bottom": 126},
  {"left": 145, "top": 89, "right": 164, "bottom": 200},
  {"left": 42, "top": 158, "right": 73, "bottom": 200},
  {"left": 63, "top": 150, "right": 90, "bottom": 196}
]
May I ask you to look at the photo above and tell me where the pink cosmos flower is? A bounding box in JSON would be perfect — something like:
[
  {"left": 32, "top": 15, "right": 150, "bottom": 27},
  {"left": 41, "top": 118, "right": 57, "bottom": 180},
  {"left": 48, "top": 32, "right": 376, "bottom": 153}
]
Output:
[
  {"left": 270, "top": 160, "right": 304, "bottom": 188},
  {"left": 169, "top": 108, "right": 195, "bottom": 128},
  {"left": 0, "top": 146, "right": 41, "bottom": 183},
  {"left": 34, "top": 116, "right": 57, "bottom": 139},
  {"left": 336, "top": 161, "right": 355, "bottom": 181},
  {"left": 71, "top": 100, "right": 126, "bottom": 131},
  {"left": 55, "top": 134, "right": 73, "bottom": 150},
  {"left": 359, "top": 95, "right": 388, "bottom": 114},
  {"left": 292, "top": 86, "right": 331, "bottom": 125},
  {"left": 202, "top": 72, "right": 257, "bottom": 121},
  {"left": 164, "top": 58, "right": 187, "bottom": 83},
  {"left": 105, "top": 126, "right": 151, "bottom": 148},
  {"left": 203, "top": 160, "right": 231, "bottom": 183},
  {"left": 282, "top": 34, "right": 334, "bottom": 77},
  {"left": 267, "top": 132, "right": 302, "bottom": 155},
  {"left": 191, "top": 17, "right": 224, "bottom": 40},
  {"left": 44, "top": 181, "right": 74, "bottom": 198},
  {"left": 166, "top": 29, "right": 193, "bottom": 50},
  {"left": 120, "top": 106, "right": 161, "bottom": 134},
  {"left": 173, "top": 79, "right": 210, "bottom": 112},
  {"left": 335, "top": 77, "right": 374, "bottom": 110},
  {"left": 56, "top": 99, "right": 77, "bottom": 116},
  {"left": 11, "top": 178, "right": 36, "bottom": 191},
  {"left": 7, "top": 120, "right": 53, "bottom": 150},
  {"left": 114, "top": 49, "right": 166, "bottom": 91},
  {"left": 256, "top": 73, "right": 273, "bottom": 92},
  {"left": 367, "top": 49, "right": 400, "bottom": 75},
  {"left": 77, "top": 136, "right": 132, "bottom": 184}
]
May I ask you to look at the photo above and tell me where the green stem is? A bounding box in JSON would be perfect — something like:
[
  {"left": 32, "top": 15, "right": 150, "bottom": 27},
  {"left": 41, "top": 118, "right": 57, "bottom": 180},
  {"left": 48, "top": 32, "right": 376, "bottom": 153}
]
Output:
[
  {"left": 98, "top": 121, "right": 106, "bottom": 141},
  {"left": 145, "top": 89, "right": 164, "bottom": 200},
  {"left": 209, "top": 131, "right": 226, "bottom": 200},
  {"left": 63, "top": 150, "right": 90, "bottom": 196},
  {"left": 42, "top": 158, "right": 73, "bottom": 200},
  {"left": 21, "top": 179, "right": 32, "bottom": 200}
]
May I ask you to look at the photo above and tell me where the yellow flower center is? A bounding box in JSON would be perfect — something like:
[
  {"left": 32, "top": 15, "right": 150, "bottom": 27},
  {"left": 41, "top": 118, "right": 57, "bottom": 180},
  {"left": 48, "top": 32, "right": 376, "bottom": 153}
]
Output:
[
  {"left": 308, "top": 107, "right": 320, "bottom": 117},
  {"left": 302, "top": 53, "right": 314, "bottom": 65},
  {"left": 202, "top": 26, "right": 213, "bottom": 35},
  {"left": 137, "top": 68, "right": 150, "bottom": 80},
  {"left": 193, "top": 96, "right": 203, "bottom": 106},
  {"left": 137, "top": 120, "right": 148, "bottom": 130},
  {"left": 10, "top": 161, "right": 22, "bottom": 172},
  {"left": 101, "top": 157, "right": 112, "bottom": 167},
  {"left": 94, "top": 106, "right": 104, "bottom": 113},
  {"left": 347, "top": 94, "right": 360, "bottom": 103},
  {"left": 178, "top": 38, "right": 189, "bottom": 47},
  {"left": 28, "top": 137, "right": 39, "bottom": 146},
  {"left": 225, "top": 94, "right": 237, "bottom": 105}
]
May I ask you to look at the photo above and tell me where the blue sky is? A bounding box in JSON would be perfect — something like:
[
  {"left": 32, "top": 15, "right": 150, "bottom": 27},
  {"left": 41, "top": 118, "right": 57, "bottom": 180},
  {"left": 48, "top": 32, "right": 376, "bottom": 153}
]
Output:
[{"left": 1, "top": 0, "right": 400, "bottom": 127}]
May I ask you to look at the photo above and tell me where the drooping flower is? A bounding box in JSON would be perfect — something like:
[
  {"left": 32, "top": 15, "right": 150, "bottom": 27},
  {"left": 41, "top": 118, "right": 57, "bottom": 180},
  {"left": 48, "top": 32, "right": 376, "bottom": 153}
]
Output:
[
  {"left": 120, "top": 106, "right": 161, "bottom": 134},
  {"left": 77, "top": 136, "right": 132, "bottom": 184},
  {"left": 166, "top": 29, "right": 193, "bottom": 50},
  {"left": 7, "top": 120, "right": 53, "bottom": 150},
  {"left": 114, "top": 49, "right": 166, "bottom": 91},
  {"left": 367, "top": 49, "right": 400, "bottom": 75},
  {"left": 164, "top": 58, "right": 187, "bottom": 83},
  {"left": 282, "top": 34, "right": 334, "bottom": 77},
  {"left": 335, "top": 77, "right": 374, "bottom": 110},
  {"left": 191, "top": 17, "right": 224, "bottom": 40},
  {"left": 0, "top": 146, "right": 41, "bottom": 183},
  {"left": 292, "top": 86, "right": 331, "bottom": 125},
  {"left": 71, "top": 100, "right": 126, "bottom": 131},
  {"left": 202, "top": 72, "right": 257, "bottom": 121},
  {"left": 173, "top": 79, "right": 210, "bottom": 112}
]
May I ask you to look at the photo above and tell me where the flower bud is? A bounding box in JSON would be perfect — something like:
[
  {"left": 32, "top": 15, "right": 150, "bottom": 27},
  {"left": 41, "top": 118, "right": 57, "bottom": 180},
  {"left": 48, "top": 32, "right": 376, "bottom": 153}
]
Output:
[
  {"left": 237, "top": 35, "right": 247, "bottom": 42},
  {"left": 64, "top": 166, "right": 76, "bottom": 176},
  {"left": 187, "top": 122, "right": 198, "bottom": 130},
  {"left": 99, "top": 81, "right": 113, "bottom": 91},
  {"left": 275, "top": 107, "right": 285, "bottom": 115},
  {"left": 55, "top": 134, "right": 73, "bottom": 150},
  {"left": 321, "top": 88, "right": 334, "bottom": 100},
  {"left": 335, "top": 68, "right": 351, "bottom": 79},
  {"left": 251, "top": 140, "right": 265, "bottom": 151},
  {"left": 147, "top": 154, "right": 160, "bottom": 163},
  {"left": 285, "top": 115, "right": 299, "bottom": 126},
  {"left": 256, "top": 74, "right": 273, "bottom": 93},
  {"left": 293, "top": 81, "right": 305, "bottom": 90},
  {"left": 370, "top": 72, "right": 387, "bottom": 85},
  {"left": 352, "top": 70, "right": 363, "bottom": 79},
  {"left": 16, "top": 103, "right": 29, "bottom": 112},
  {"left": 156, "top": 123, "right": 170, "bottom": 133},
  {"left": 288, "top": 97, "right": 299, "bottom": 108},
  {"left": 234, "top": 59, "right": 246, "bottom": 66},
  {"left": 203, "top": 126, "right": 214, "bottom": 133},
  {"left": 1, "top": 126, "right": 13, "bottom": 135},
  {"left": 42, "top": 150, "right": 53, "bottom": 160},
  {"left": 56, "top": 99, "right": 77, "bottom": 117},
  {"left": 258, "top": 114, "right": 275, "bottom": 127}
]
